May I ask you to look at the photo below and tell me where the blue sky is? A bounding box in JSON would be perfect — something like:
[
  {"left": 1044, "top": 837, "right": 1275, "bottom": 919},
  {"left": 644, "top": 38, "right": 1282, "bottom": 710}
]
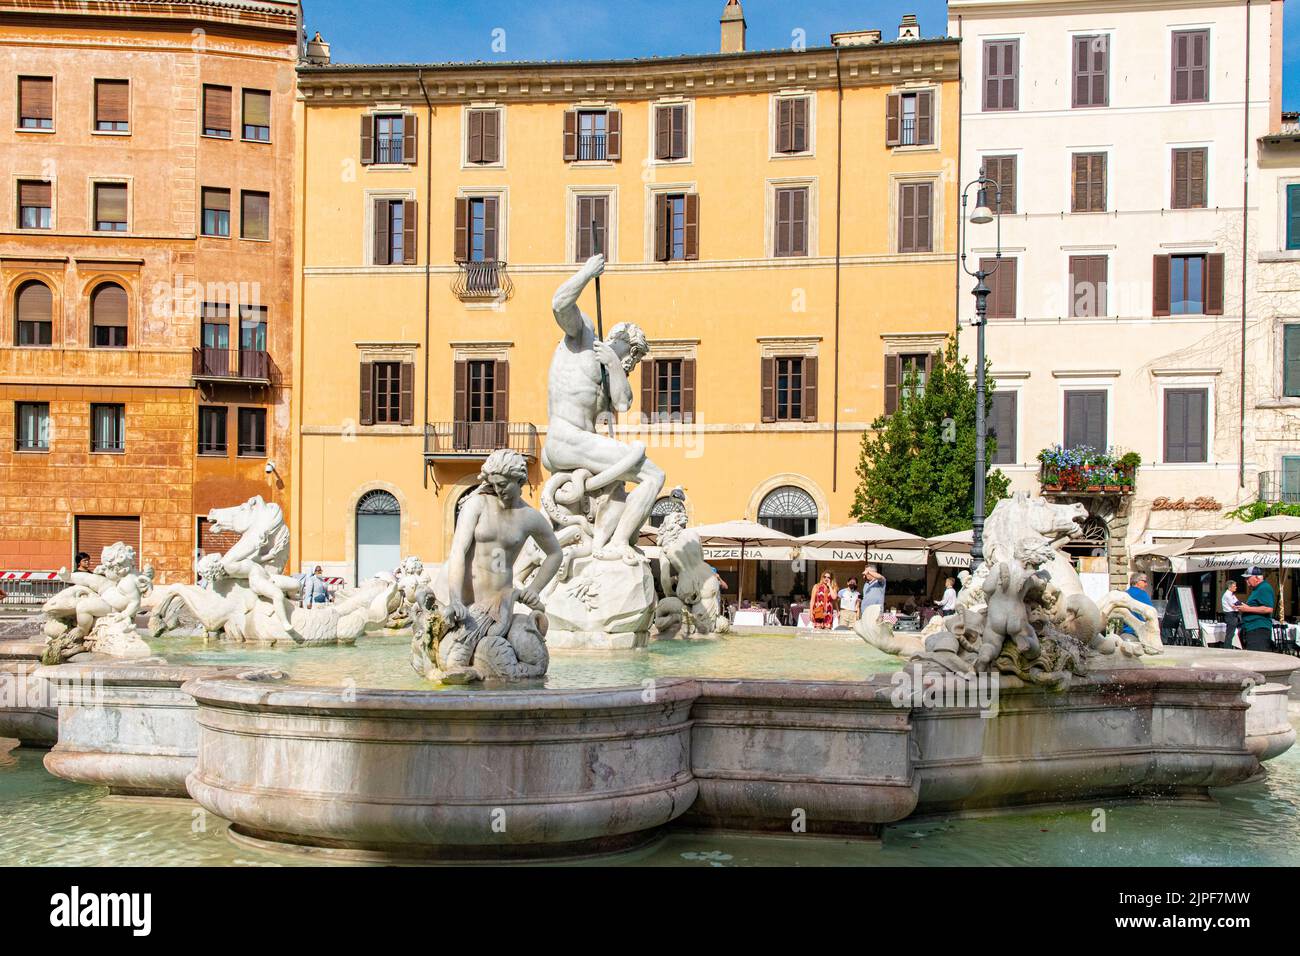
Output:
[{"left": 303, "top": 0, "right": 1297, "bottom": 109}]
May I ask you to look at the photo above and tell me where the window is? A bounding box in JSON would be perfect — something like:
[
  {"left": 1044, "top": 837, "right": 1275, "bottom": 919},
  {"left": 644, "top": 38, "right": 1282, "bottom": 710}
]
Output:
[
  {"left": 1155, "top": 253, "right": 1224, "bottom": 316},
  {"left": 90, "top": 283, "right": 128, "bottom": 348},
  {"left": 1069, "top": 255, "right": 1109, "bottom": 318},
  {"left": 237, "top": 407, "right": 267, "bottom": 457},
  {"left": 94, "top": 80, "right": 129, "bottom": 132},
  {"left": 990, "top": 392, "right": 1017, "bottom": 465},
  {"left": 452, "top": 359, "right": 508, "bottom": 448},
  {"left": 575, "top": 194, "right": 609, "bottom": 260},
  {"left": 1164, "top": 388, "right": 1208, "bottom": 464},
  {"left": 15, "top": 280, "right": 53, "bottom": 346},
  {"left": 761, "top": 355, "right": 817, "bottom": 423},
  {"left": 375, "top": 114, "right": 404, "bottom": 164},
  {"left": 201, "top": 187, "right": 230, "bottom": 237},
  {"left": 240, "top": 191, "right": 269, "bottom": 240},
  {"left": 654, "top": 193, "right": 698, "bottom": 262},
  {"left": 758, "top": 485, "right": 819, "bottom": 538},
  {"left": 1283, "top": 457, "right": 1300, "bottom": 502},
  {"left": 239, "top": 305, "right": 267, "bottom": 352},
  {"left": 203, "top": 85, "right": 232, "bottom": 138},
  {"left": 94, "top": 182, "right": 128, "bottom": 231},
  {"left": 1072, "top": 35, "right": 1110, "bottom": 108},
  {"left": 201, "top": 302, "right": 229, "bottom": 355},
  {"left": 562, "top": 108, "right": 621, "bottom": 161},
  {"left": 1064, "top": 390, "right": 1107, "bottom": 450},
  {"left": 452, "top": 197, "right": 498, "bottom": 263},
  {"left": 18, "top": 76, "right": 53, "bottom": 129},
  {"left": 887, "top": 90, "right": 934, "bottom": 147},
  {"left": 775, "top": 96, "right": 810, "bottom": 154},
  {"left": 241, "top": 89, "right": 270, "bottom": 141},
  {"left": 466, "top": 108, "right": 501, "bottom": 164},
  {"left": 466, "top": 360, "right": 496, "bottom": 423},
  {"left": 642, "top": 357, "right": 698, "bottom": 422},
  {"left": 359, "top": 361, "right": 413, "bottom": 426},
  {"left": 982, "top": 155, "right": 1017, "bottom": 214},
  {"left": 650, "top": 495, "right": 686, "bottom": 529},
  {"left": 983, "top": 40, "right": 1019, "bottom": 112},
  {"left": 1284, "top": 325, "right": 1300, "bottom": 398},
  {"left": 90, "top": 403, "right": 124, "bottom": 453},
  {"left": 198, "top": 406, "right": 227, "bottom": 456},
  {"left": 884, "top": 352, "right": 935, "bottom": 415},
  {"left": 897, "top": 181, "right": 933, "bottom": 253},
  {"left": 361, "top": 112, "right": 418, "bottom": 165},
  {"left": 1286, "top": 183, "right": 1300, "bottom": 251},
  {"left": 1172, "top": 30, "right": 1210, "bottom": 104},
  {"left": 979, "top": 257, "right": 1017, "bottom": 319},
  {"left": 1071, "top": 153, "right": 1106, "bottom": 213},
  {"left": 654, "top": 104, "right": 689, "bottom": 161},
  {"left": 15, "top": 402, "right": 49, "bottom": 451},
  {"left": 1171, "top": 148, "right": 1208, "bottom": 209},
  {"left": 773, "top": 186, "right": 809, "bottom": 258},
  {"left": 17, "top": 180, "right": 51, "bottom": 229},
  {"left": 375, "top": 198, "right": 417, "bottom": 265}
]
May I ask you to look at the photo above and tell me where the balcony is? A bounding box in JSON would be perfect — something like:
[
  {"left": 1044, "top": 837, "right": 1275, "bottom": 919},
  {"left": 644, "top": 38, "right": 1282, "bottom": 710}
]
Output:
[
  {"left": 192, "top": 347, "right": 275, "bottom": 386},
  {"left": 453, "top": 260, "right": 513, "bottom": 302},
  {"left": 1038, "top": 446, "right": 1139, "bottom": 497},
  {"left": 1259, "top": 471, "right": 1300, "bottom": 505},
  {"left": 577, "top": 132, "right": 607, "bottom": 161},
  {"left": 424, "top": 421, "right": 539, "bottom": 462}
]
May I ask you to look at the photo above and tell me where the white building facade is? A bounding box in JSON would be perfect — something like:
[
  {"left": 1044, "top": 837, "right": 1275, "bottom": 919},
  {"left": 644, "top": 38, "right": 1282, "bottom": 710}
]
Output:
[{"left": 949, "top": 0, "right": 1289, "bottom": 587}]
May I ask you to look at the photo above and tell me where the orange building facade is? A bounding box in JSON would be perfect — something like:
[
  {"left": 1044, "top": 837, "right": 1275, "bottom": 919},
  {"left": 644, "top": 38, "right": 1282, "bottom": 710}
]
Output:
[{"left": 0, "top": 0, "right": 299, "bottom": 583}]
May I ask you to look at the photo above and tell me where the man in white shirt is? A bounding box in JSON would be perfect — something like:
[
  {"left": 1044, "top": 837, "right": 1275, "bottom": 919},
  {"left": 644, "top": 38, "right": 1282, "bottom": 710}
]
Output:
[
  {"left": 937, "top": 577, "right": 958, "bottom": 614},
  {"left": 1219, "top": 579, "right": 1241, "bottom": 649},
  {"left": 838, "top": 578, "right": 862, "bottom": 626}
]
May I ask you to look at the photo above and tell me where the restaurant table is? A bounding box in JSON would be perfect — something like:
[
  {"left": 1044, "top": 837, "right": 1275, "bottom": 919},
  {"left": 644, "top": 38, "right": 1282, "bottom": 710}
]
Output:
[{"left": 732, "top": 609, "right": 767, "bottom": 628}]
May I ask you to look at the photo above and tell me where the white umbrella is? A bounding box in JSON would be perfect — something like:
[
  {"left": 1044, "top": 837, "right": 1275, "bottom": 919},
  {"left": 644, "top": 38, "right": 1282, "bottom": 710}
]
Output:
[
  {"left": 1187, "top": 516, "right": 1300, "bottom": 620},
  {"left": 927, "top": 529, "right": 974, "bottom": 553},
  {"left": 798, "top": 522, "right": 928, "bottom": 571},
  {"left": 688, "top": 520, "right": 796, "bottom": 605}
]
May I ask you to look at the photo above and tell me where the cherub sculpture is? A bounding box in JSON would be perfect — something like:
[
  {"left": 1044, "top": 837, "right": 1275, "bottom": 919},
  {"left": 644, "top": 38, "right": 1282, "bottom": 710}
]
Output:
[{"left": 41, "top": 542, "right": 154, "bottom": 662}]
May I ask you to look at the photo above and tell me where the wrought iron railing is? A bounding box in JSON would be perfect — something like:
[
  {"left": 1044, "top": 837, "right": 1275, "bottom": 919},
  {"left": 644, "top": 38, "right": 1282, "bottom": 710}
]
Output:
[
  {"left": 192, "top": 347, "right": 274, "bottom": 383},
  {"left": 424, "top": 421, "right": 539, "bottom": 460},
  {"left": 578, "top": 133, "right": 607, "bottom": 161},
  {"left": 899, "top": 117, "right": 917, "bottom": 145},
  {"left": 452, "top": 260, "right": 513, "bottom": 301},
  {"left": 1259, "top": 470, "right": 1300, "bottom": 504}
]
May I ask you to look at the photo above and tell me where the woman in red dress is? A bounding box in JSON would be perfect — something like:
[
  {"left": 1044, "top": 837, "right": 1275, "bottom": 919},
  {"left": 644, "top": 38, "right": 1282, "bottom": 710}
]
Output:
[{"left": 810, "top": 571, "right": 837, "bottom": 630}]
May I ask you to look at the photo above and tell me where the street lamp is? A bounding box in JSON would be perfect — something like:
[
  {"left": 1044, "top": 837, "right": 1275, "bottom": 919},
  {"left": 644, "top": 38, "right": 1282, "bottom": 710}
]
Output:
[{"left": 960, "top": 167, "right": 1003, "bottom": 568}]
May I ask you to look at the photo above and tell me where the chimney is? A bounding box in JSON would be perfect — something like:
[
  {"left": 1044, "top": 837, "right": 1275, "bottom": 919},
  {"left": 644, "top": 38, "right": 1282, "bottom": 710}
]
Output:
[
  {"left": 720, "top": 0, "right": 746, "bottom": 54},
  {"left": 897, "top": 14, "right": 920, "bottom": 41},
  {"left": 305, "top": 30, "right": 331, "bottom": 65}
]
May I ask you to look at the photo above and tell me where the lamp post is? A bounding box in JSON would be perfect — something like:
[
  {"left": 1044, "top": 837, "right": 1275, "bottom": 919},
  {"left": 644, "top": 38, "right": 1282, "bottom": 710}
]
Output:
[{"left": 960, "top": 168, "right": 1003, "bottom": 568}]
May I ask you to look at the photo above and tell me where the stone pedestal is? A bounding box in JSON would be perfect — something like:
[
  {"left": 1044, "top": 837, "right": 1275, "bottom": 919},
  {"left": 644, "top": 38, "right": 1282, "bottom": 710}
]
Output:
[{"left": 544, "top": 555, "right": 655, "bottom": 649}]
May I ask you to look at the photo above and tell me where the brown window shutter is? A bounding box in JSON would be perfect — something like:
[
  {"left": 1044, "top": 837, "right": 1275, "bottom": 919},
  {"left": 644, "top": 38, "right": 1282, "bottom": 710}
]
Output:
[
  {"left": 576, "top": 195, "right": 591, "bottom": 260},
  {"left": 1172, "top": 149, "right": 1189, "bottom": 208},
  {"left": 563, "top": 110, "right": 578, "bottom": 161},
  {"left": 402, "top": 200, "right": 418, "bottom": 264},
  {"left": 483, "top": 197, "right": 499, "bottom": 260},
  {"left": 494, "top": 360, "right": 510, "bottom": 423},
  {"left": 606, "top": 109, "right": 622, "bottom": 160},
  {"left": 761, "top": 356, "right": 776, "bottom": 423},
  {"left": 670, "top": 105, "right": 687, "bottom": 160},
  {"left": 981, "top": 257, "right": 1016, "bottom": 319},
  {"left": 915, "top": 90, "right": 934, "bottom": 145},
  {"left": 373, "top": 199, "right": 390, "bottom": 265},
  {"left": 640, "top": 362, "right": 655, "bottom": 420},
  {"left": 793, "top": 97, "right": 809, "bottom": 152},
  {"left": 655, "top": 106, "right": 671, "bottom": 160},
  {"left": 399, "top": 362, "right": 415, "bottom": 425},
  {"left": 20, "top": 76, "right": 53, "bottom": 120},
  {"left": 241, "top": 191, "right": 269, "bottom": 240},
  {"left": 802, "top": 356, "right": 818, "bottom": 423},
  {"left": 1191, "top": 32, "right": 1209, "bottom": 101},
  {"left": 360, "top": 114, "right": 374, "bottom": 164},
  {"left": 681, "top": 358, "right": 696, "bottom": 421},
  {"left": 402, "top": 114, "right": 418, "bottom": 165},
  {"left": 453, "top": 360, "right": 468, "bottom": 422},
  {"left": 1070, "top": 255, "right": 1108, "bottom": 318},
  {"left": 684, "top": 193, "right": 699, "bottom": 261},
  {"left": 467, "top": 109, "right": 483, "bottom": 163},
  {"left": 453, "top": 197, "right": 469, "bottom": 262},
  {"left": 1190, "top": 148, "right": 1207, "bottom": 207},
  {"left": 1205, "top": 253, "right": 1225, "bottom": 315},
  {"left": 92, "top": 283, "right": 128, "bottom": 328},
  {"left": 987, "top": 154, "right": 1016, "bottom": 214},
  {"left": 95, "top": 80, "right": 129, "bottom": 125},
  {"left": 206, "top": 85, "right": 232, "bottom": 134},
  {"left": 915, "top": 183, "right": 932, "bottom": 252},
  {"left": 884, "top": 354, "right": 900, "bottom": 415},
  {"left": 483, "top": 110, "right": 500, "bottom": 163},
  {"left": 775, "top": 188, "right": 790, "bottom": 256},
  {"left": 1153, "top": 255, "right": 1171, "bottom": 316},
  {"left": 242, "top": 89, "right": 270, "bottom": 130},
  {"left": 885, "top": 93, "right": 901, "bottom": 146},
  {"left": 593, "top": 194, "right": 608, "bottom": 258},
  {"left": 776, "top": 97, "right": 793, "bottom": 153},
  {"left": 1071, "top": 154, "right": 1087, "bottom": 211},
  {"left": 19, "top": 180, "right": 51, "bottom": 207},
  {"left": 654, "top": 196, "right": 668, "bottom": 262},
  {"left": 96, "top": 183, "right": 128, "bottom": 223},
  {"left": 359, "top": 362, "right": 374, "bottom": 425},
  {"left": 17, "top": 281, "right": 52, "bottom": 326},
  {"left": 899, "top": 183, "right": 915, "bottom": 252}
]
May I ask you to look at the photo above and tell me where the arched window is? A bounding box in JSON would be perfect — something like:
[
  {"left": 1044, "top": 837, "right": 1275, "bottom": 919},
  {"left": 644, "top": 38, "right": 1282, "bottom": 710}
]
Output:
[
  {"left": 649, "top": 495, "right": 686, "bottom": 529},
  {"left": 355, "top": 490, "right": 400, "bottom": 583},
  {"left": 453, "top": 485, "right": 478, "bottom": 529},
  {"left": 758, "top": 485, "right": 819, "bottom": 538},
  {"left": 90, "top": 282, "right": 128, "bottom": 348},
  {"left": 15, "top": 280, "right": 53, "bottom": 346}
]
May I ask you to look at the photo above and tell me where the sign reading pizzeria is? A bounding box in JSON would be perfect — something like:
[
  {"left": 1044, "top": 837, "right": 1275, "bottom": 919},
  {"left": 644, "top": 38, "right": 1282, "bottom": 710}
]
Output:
[{"left": 1151, "top": 496, "right": 1222, "bottom": 512}]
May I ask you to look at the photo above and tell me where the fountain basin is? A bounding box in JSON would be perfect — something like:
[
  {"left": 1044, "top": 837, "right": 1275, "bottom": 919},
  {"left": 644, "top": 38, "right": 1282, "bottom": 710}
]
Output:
[{"left": 0, "top": 641, "right": 57, "bottom": 748}]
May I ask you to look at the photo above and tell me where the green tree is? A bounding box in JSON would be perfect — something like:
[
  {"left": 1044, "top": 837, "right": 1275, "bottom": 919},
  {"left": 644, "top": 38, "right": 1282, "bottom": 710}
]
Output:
[{"left": 850, "top": 335, "right": 1010, "bottom": 537}]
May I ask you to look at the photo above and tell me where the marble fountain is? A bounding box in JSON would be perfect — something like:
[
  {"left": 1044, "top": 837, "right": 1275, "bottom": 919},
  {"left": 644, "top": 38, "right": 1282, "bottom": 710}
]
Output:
[{"left": 4, "top": 257, "right": 1297, "bottom": 863}]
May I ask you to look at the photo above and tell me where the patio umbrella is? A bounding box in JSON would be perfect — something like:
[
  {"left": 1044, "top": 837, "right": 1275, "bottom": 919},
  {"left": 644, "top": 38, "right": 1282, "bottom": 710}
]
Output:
[
  {"left": 687, "top": 520, "right": 797, "bottom": 605},
  {"left": 926, "top": 529, "right": 974, "bottom": 553},
  {"left": 798, "top": 522, "right": 928, "bottom": 565},
  {"left": 1187, "top": 516, "right": 1300, "bottom": 620}
]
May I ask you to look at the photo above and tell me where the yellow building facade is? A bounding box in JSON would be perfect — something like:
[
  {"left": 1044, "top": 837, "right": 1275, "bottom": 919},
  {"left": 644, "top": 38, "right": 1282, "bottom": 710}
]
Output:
[{"left": 293, "top": 24, "right": 960, "bottom": 590}]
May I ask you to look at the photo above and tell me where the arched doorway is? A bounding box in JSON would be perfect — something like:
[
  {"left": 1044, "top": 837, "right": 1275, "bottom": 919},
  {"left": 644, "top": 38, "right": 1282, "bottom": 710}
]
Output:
[
  {"left": 356, "top": 490, "right": 400, "bottom": 584},
  {"left": 756, "top": 485, "right": 819, "bottom": 611},
  {"left": 758, "top": 485, "right": 819, "bottom": 537}
]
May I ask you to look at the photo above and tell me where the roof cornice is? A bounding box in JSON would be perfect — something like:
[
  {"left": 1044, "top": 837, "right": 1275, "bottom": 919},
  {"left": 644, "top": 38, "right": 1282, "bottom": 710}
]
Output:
[
  {"left": 297, "top": 39, "right": 961, "bottom": 107},
  {"left": 0, "top": 0, "right": 299, "bottom": 36}
]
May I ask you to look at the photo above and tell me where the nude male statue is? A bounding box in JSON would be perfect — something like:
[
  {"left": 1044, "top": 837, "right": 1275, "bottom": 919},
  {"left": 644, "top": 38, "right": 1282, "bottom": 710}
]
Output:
[{"left": 544, "top": 253, "right": 663, "bottom": 561}]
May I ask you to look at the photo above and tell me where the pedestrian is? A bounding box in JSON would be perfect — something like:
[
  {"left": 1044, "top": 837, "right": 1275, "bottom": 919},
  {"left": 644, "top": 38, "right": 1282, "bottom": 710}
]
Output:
[
  {"left": 1218, "top": 579, "right": 1242, "bottom": 649},
  {"left": 1121, "top": 572, "right": 1156, "bottom": 638},
  {"left": 861, "top": 564, "right": 887, "bottom": 610},
  {"left": 937, "top": 576, "right": 958, "bottom": 614},
  {"left": 75, "top": 551, "right": 91, "bottom": 573},
  {"left": 1236, "top": 567, "right": 1277, "bottom": 652},
  {"left": 810, "top": 571, "right": 837, "bottom": 630},
  {"left": 301, "top": 565, "right": 331, "bottom": 607},
  {"left": 838, "top": 577, "right": 862, "bottom": 627}
]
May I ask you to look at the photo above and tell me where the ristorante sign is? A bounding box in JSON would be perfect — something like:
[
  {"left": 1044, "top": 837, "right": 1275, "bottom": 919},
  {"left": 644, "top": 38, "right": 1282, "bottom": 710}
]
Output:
[{"left": 1170, "top": 550, "right": 1300, "bottom": 573}]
